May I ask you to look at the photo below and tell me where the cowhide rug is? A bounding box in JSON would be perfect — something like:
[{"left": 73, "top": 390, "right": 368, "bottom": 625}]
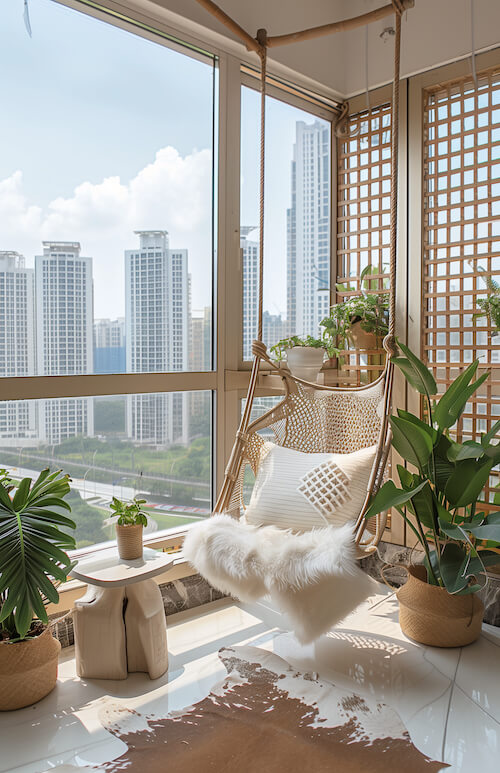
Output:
[{"left": 89, "top": 646, "right": 447, "bottom": 772}]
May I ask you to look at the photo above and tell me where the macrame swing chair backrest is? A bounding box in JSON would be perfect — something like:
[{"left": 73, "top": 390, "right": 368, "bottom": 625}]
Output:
[{"left": 195, "top": 0, "right": 411, "bottom": 557}]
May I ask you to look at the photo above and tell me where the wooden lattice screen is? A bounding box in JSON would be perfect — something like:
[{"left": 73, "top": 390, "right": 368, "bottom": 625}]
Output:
[
  {"left": 422, "top": 67, "right": 500, "bottom": 509},
  {"left": 336, "top": 102, "right": 392, "bottom": 384}
]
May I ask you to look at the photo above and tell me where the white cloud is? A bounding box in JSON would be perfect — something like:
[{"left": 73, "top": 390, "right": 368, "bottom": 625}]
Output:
[{"left": 0, "top": 147, "right": 213, "bottom": 318}]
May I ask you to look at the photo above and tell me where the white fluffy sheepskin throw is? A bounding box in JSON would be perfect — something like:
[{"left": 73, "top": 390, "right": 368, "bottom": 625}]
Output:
[{"left": 183, "top": 514, "right": 377, "bottom": 643}]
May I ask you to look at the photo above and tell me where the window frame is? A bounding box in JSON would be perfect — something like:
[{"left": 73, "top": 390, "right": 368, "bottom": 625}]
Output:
[{"left": 6, "top": 3, "right": 499, "bottom": 604}]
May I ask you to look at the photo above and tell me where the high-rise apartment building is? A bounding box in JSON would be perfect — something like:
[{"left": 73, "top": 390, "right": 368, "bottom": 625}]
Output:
[
  {"left": 35, "top": 241, "right": 94, "bottom": 443},
  {"left": 287, "top": 120, "right": 331, "bottom": 338},
  {"left": 0, "top": 252, "right": 37, "bottom": 445},
  {"left": 241, "top": 228, "right": 287, "bottom": 359},
  {"left": 94, "top": 317, "right": 126, "bottom": 374},
  {"left": 241, "top": 227, "right": 259, "bottom": 361},
  {"left": 125, "top": 231, "right": 189, "bottom": 446},
  {"left": 190, "top": 306, "right": 212, "bottom": 421}
]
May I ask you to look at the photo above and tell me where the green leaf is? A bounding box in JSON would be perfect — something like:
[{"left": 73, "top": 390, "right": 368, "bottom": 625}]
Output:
[
  {"left": 12, "top": 477, "right": 31, "bottom": 511},
  {"left": 397, "top": 464, "right": 414, "bottom": 489},
  {"left": 446, "top": 440, "right": 484, "bottom": 462},
  {"left": 365, "top": 479, "right": 428, "bottom": 520},
  {"left": 393, "top": 342, "right": 437, "bottom": 396},
  {"left": 447, "top": 372, "right": 490, "bottom": 429},
  {"left": 445, "top": 458, "right": 494, "bottom": 508},
  {"left": 482, "top": 420, "right": 500, "bottom": 448},
  {"left": 389, "top": 415, "right": 433, "bottom": 471},
  {"left": 396, "top": 409, "right": 437, "bottom": 442},
  {"left": 438, "top": 517, "right": 470, "bottom": 542},
  {"left": 0, "top": 471, "right": 75, "bottom": 640},
  {"left": 467, "top": 524, "right": 500, "bottom": 544},
  {"left": 440, "top": 543, "right": 469, "bottom": 594},
  {"left": 409, "top": 480, "right": 437, "bottom": 530},
  {"left": 434, "top": 361, "right": 486, "bottom": 430}
]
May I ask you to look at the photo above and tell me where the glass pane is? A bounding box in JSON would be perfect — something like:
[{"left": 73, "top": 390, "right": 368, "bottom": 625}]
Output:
[
  {"left": 241, "top": 87, "right": 331, "bottom": 359},
  {"left": 0, "top": 392, "right": 212, "bottom": 549},
  {"left": 0, "top": 0, "right": 215, "bottom": 375}
]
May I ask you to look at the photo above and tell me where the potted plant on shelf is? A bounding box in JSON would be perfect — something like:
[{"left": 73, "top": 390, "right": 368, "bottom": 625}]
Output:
[
  {"left": 365, "top": 342, "right": 500, "bottom": 647},
  {"left": 270, "top": 334, "right": 326, "bottom": 382},
  {"left": 0, "top": 468, "right": 76, "bottom": 711},
  {"left": 320, "top": 265, "right": 389, "bottom": 364},
  {"left": 107, "top": 496, "right": 149, "bottom": 560}
]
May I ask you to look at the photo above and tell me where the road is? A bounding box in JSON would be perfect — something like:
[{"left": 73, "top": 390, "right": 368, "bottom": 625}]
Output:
[
  {"left": 9, "top": 466, "right": 210, "bottom": 534},
  {"left": 8, "top": 452, "right": 210, "bottom": 489}
]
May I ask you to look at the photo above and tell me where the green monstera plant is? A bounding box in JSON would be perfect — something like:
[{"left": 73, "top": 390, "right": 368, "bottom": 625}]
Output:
[
  {"left": 0, "top": 469, "right": 75, "bottom": 641},
  {"left": 365, "top": 343, "right": 500, "bottom": 595}
]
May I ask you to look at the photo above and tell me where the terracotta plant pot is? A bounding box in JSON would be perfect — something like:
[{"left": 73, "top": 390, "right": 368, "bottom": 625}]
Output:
[
  {"left": 0, "top": 626, "right": 61, "bottom": 711},
  {"left": 286, "top": 346, "right": 325, "bottom": 383},
  {"left": 349, "top": 321, "right": 381, "bottom": 350},
  {"left": 396, "top": 565, "right": 484, "bottom": 648},
  {"left": 116, "top": 523, "right": 143, "bottom": 560}
]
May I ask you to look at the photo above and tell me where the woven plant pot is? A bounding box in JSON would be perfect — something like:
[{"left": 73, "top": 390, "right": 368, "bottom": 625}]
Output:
[
  {"left": 116, "top": 523, "right": 143, "bottom": 560},
  {"left": 0, "top": 626, "right": 61, "bottom": 711},
  {"left": 397, "top": 565, "right": 484, "bottom": 648}
]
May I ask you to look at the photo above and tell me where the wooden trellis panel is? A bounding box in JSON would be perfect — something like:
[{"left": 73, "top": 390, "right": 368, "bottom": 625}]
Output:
[
  {"left": 336, "top": 102, "right": 392, "bottom": 384},
  {"left": 422, "top": 67, "right": 500, "bottom": 509}
]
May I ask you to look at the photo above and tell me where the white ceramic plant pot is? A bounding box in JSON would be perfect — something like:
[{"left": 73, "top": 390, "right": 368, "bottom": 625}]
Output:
[{"left": 286, "top": 346, "right": 325, "bottom": 383}]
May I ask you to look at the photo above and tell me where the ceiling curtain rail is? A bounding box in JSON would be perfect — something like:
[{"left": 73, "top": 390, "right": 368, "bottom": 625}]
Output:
[{"left": 193, "top": 0, "right": 414, "bottom": 52}]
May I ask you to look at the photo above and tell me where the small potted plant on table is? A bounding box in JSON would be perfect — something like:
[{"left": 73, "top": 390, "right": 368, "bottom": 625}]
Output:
[
  {"left": 365, "top": 343, "right": 500, "bottom": 647},
  {"left": 270, "top": 334, "right": 326, "bottom": 382},
  {"left": 0, "top": 468, "right": 76, "bottom": 710},
  {"left": 108, "top": 496, "right": 149, "bottom": 560}
]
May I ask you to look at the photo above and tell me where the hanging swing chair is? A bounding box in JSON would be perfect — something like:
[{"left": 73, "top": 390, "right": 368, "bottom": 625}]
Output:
[{"left": 185, "top": 0, "right": 412, "bottom": 641}]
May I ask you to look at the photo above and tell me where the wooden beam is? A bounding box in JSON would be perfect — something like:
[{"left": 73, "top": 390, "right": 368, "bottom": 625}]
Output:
[
  {"left": 267, "top": 1, "right": 414, "bottom": 48},
  {"left": 194, "top": 0, "right": 415, "bottom": 53},
  {"left": 193, "top": 0, "right": 262, "bottom": 53}
]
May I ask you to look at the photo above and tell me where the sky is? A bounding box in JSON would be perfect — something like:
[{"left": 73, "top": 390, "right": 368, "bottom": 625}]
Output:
[{"left": 0, "top": 0, "right": 329, "bottom": 320}]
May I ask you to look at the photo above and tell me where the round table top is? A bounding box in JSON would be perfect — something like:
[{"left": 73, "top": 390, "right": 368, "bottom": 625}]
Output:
[{"left": 70, "top": 547, "right": 176, "bottom": 588}]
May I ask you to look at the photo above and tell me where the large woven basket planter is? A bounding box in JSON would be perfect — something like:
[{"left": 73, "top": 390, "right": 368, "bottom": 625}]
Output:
[
  {"left": 116, "top": 523, "right": 143, "bottom": 560},
  {"left": 397, "top": 565, "right": 484, "bottom": 648},
  {"left": 0, "top": 626, "right": 61, "bottom": 711}
]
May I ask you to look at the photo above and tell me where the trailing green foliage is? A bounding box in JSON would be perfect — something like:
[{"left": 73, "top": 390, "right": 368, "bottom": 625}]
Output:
[
  {"left": 365, "top": 344, "right": 500, "bottom": 594},
  {"left": 269, "top": 335, "right": 325, "bottom": 362},
  {"left": 472, "top": 267, "right": 500, "bottom": 332},
  {"left": 0, "top": 469, "right": 76, "bottom": 640},
  {"left": 109, "top": 496, "right": 149, "bottom": 527},
  {"left": 319, "top": 265, "right": 389, "bottom": 360}
]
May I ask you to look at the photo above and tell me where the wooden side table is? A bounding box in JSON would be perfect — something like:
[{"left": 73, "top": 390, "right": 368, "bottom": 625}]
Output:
[{"left": 71, "top": 547, "right": 174, "bottom": 680}]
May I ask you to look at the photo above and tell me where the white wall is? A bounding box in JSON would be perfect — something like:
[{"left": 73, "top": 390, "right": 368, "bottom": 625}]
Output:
[
  {"left": 145, "top": 0, "right": 500, "bottom": 97},
  {"left": 342, "top": 0, "right": 500, "bottom": 97}
]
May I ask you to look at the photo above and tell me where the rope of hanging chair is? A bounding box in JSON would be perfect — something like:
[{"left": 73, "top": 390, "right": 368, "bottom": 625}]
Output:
[
  {"left": 210, "top": 0, "right": 407, "bottom": 550},
  {"left": 257, "top": 31, "right": 267, "bottom": 343},
  {"left": 386, "top": 1, "right": 402, "bottom": 357}
]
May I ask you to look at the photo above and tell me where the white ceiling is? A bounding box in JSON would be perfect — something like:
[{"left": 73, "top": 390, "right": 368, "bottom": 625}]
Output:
[{"left": 144, "top": 0, "right": 500, "bottom": 97}]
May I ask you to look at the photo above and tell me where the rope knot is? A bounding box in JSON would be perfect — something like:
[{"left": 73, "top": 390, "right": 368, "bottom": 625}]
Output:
[
  {"left": 251, "top": 340, "right": 268, "bottom": 359},
  {"left": 392, "top": 0, "right": 405, "bottom": 15},
  {"left": 383, "top": 334, "right": 398, "bottom": 357}
]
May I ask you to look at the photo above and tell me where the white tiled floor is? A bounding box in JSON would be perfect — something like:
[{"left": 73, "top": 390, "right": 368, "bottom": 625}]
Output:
[{"left": 1, "top": 586, "right": 499, "bottom": 772}]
